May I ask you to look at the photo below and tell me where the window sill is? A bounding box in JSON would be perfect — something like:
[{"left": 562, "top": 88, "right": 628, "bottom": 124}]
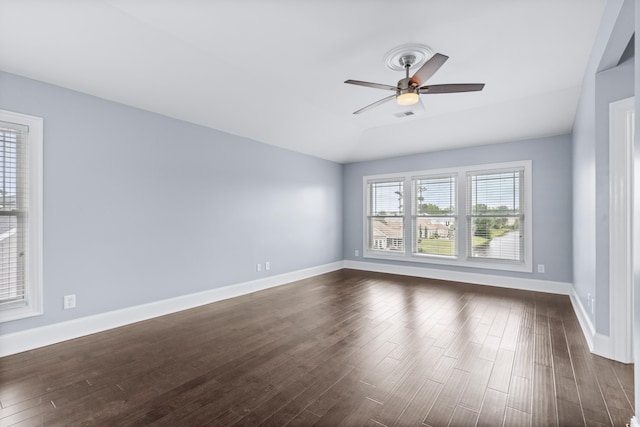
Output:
[
  {"left": 363, "top": 251, "right": 532, "bottom": 273},
  {"left": 0, "top": 303, "right": 43, "bottom": 323}
]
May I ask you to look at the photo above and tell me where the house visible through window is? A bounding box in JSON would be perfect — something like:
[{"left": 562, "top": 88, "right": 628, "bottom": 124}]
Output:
[
  {"left": 0, "top": 111, "right": 43, "bottom": 322},
  {"left": 363, "top": 161, "right": 531, "bottom": 273},
  {"left": 367, "top": 180, "right": 404, "bottom": 253},
  {"left": 413, "top": 175, "right": 457, "bottom": 257}
]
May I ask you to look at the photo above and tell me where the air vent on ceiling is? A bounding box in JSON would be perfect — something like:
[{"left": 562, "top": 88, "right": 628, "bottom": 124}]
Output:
[{"left": 394, "top": 110, "right": 415, "bottom": 118}]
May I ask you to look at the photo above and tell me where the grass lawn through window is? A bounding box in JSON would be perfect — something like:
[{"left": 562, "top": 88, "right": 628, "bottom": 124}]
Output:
[
  {"left": 418, "top": 226, "right": 516, "bottom": 257},
  {"left": 418, "top": 238, "right": 455, "bottom": 256}
]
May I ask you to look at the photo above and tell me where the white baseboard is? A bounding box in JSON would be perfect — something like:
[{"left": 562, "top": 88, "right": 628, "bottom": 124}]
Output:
[
  {"left": 569, "top": 290, "right": 596, "bottom": 352},
  {"left": 593, "top": 332, "right": 614, "bottom": 360},
  {"left": 2, "top": 259, "right": 618, "bottom": 364},
  {"left": 631, "top": 416, "right": 639, "bottom": 427},
  {"left": 346, "top": 260, "right": 625, "bottom": 361},
  {"left": 0, "top": 261, "right": 344, "bottom": 357},
  {"left": 343, "top": 260, "right": 573, "bottom": 295},
  {"left": 568, "top": 287, "right": 619, "bottom": 361}
]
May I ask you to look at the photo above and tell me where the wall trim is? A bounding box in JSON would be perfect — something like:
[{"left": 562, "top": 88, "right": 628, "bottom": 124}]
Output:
[
  {"left": 569, "top": 289, "right": 596, "bottom": 352},
  {"left": 346, "top": 260, "right": 619, "bottom": 360},
  {"left": 0, "top": 261, "right": 344, "bottom": 357},
  {"left": 344, "top": 260, "right": 572, "bottom": 295},
  {"left": 2, "top": 259, "right": 614, "bottom": 363},
  {"left": 593, "top": 333, "right": 614, "bottom": 360},
  {"left": 558, "top": 281, "right": 616, "bottom": 360},
  {"left": 608, "top": 96, "right": 635, "bottom": 363}
]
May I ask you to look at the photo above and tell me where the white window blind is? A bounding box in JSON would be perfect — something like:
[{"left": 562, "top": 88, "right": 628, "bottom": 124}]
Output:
[
  {"left": 413, "top": 175, "right": 457, "bottom": 257},
  {"left": 0, "top": 121, "right": 29, "bottom": 308},
  {"left": 367, "top": 180, "right": 404, "bottom": 252},
  {"left": 468, "top": 168, "right": 524, "bottom": 262}
]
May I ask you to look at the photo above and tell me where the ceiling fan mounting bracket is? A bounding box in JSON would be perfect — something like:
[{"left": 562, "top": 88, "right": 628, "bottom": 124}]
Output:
[{"left": 399, "top": 55, "right": 416, "bottom": 69}]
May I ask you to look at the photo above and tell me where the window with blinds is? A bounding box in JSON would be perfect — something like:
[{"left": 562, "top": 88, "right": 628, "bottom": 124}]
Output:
[
  {"left": 0, "top": 110, "right": 42, "bottom": 322},
  {"left": 363, "top": 161, "right": 531, "bottom": 272},
  {"left": 467, "top": 168, "right": 524, "bottom": 262},
  {"left": 413, "top": 175, "right": 457, "bottom": 257},
  {"left": 367, "top": 179, "right": 404, "bottom": 252},
  {"left": 0, "top": 122, "right": 28, "bottom": 308}
]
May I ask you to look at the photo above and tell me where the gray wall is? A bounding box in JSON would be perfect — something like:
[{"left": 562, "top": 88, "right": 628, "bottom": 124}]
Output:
[
  {"left": 343, "top": 135, "right": 573, "bottom": 283},
  {"left": 572, "top": 45, "right": 598, "bottom": 333},
  {"left": 0, "top": 71, "right": 343, "bottom": 335},
  {"left": 572, "top": 0, "right": 634, "bottom": 335}
]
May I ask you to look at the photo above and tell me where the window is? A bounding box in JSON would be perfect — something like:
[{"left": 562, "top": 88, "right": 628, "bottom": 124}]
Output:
[
  {"left": 366, "top": 179, "right": 404, "bottom": 254},
  {"left": 0, "top": 110, "right": 42, "bottom": 322},
  {"left": 413, "top": 175, "right": 457, "bottom": 257},
  {"left": 468, "top": 168, "right": 524, "bottom": 262},
  {"left": 363, "top": 161, "right": 531, "bottom": 272}
]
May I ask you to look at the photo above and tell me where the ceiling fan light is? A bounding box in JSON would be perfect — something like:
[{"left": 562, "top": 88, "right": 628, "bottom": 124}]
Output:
[{"left": 397, "top": 92, "right": 419, "bottom": 106}]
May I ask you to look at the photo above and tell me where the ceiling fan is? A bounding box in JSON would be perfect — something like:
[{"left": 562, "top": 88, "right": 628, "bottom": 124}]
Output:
[{"left": 345, "top": 53, "right": 484, "bottom": 114}]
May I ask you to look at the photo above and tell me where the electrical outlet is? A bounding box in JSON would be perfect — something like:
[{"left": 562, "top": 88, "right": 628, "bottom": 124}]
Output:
[
  {"left": 537, "top": 264, "right": 545, "bottom": 273},
  {"left": 63, "top": 294, "right": 76, "bottom": 309},
  {"left": 587, "top": 293, "right": 591, "bottom": 308},
  {"left": 256, "top": 263, "right": 262, "bottom": 272},
  {"left": 265, "top": 261, "right": 271, "bottom": 271},
  {"left": 355, "top": 249, "right": 359, "bottom": 257},
  {"left": 591, "top": 297, "right": 595, "bottom": 314}
]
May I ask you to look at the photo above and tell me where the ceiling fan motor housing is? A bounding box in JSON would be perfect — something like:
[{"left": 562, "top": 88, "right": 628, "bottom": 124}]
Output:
[{"left": 397, "top": 77, "right": 418, "bottom": 95}]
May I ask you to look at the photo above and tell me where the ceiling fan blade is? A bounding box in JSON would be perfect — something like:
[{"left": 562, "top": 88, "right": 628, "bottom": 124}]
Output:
[
  {"left": 419, "top": 83, "right": 485, "bottom": 94},
  {"left": 409, "top": 53, "right": 449, "bottom": 87},
  {"left": 345, "top": 80, "right": 398, "bottom": 91},
  {"left": 353, "top": 95, "right": 396, "bottom": 114}
]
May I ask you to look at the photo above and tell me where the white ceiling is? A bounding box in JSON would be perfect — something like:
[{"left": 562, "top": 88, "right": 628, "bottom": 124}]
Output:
[{"left": 0, "top": 0, "right": 606, "bottom": 163}]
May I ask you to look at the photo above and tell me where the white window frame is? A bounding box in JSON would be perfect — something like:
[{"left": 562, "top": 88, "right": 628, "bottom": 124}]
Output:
[
  {"left": 363, "top": 161, "right": 532, "bottom": 273},
  {"left": 0, "top": 110, "right": 43, "bottom": 322},
  {"left": 365, "top": 177, "right": 406, "bottom": 258},
  {"left": 411, "top": 173, "right": 458, "bottom": 259}
]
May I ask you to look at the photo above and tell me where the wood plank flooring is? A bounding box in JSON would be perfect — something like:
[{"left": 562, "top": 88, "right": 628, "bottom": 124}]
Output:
[{"left": 0, "top": 269, "right": 634, "bottom": 426}]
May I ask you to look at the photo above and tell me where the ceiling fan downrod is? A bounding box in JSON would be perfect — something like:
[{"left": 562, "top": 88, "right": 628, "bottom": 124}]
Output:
[{"left": 399, "top": 55, "right": 416, "bottom": 80}]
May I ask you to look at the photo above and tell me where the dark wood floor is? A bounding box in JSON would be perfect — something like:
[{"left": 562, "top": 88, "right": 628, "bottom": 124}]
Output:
[{"left": 0, "top": 269, "right": 634, "bottom": 426}]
